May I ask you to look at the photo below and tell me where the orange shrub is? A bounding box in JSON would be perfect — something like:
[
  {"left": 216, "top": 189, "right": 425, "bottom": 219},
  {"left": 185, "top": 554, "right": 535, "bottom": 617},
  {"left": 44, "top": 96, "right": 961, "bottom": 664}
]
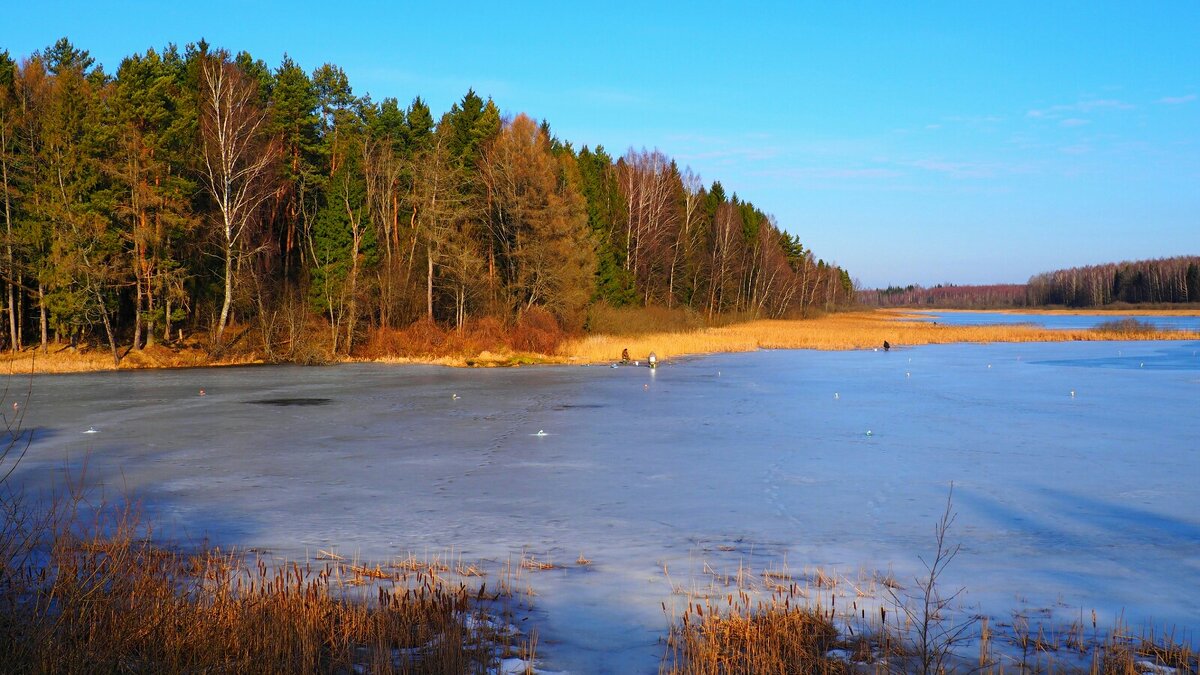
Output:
[{"left": 509, "top": 307, "right": 565, "bottom": 354}]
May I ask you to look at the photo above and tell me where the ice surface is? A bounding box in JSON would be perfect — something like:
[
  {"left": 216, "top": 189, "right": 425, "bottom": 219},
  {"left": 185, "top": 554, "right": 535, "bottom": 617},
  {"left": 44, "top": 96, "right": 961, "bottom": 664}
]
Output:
[{"left": 6, "top": 339, "right": 1200, "bottom": 673}]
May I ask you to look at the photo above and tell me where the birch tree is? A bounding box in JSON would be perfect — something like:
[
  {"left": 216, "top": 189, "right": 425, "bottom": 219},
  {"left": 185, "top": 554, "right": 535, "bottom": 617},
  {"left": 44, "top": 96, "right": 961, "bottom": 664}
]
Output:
[{"left": 197, "top": 50, "right": 278, "bottom": 342}]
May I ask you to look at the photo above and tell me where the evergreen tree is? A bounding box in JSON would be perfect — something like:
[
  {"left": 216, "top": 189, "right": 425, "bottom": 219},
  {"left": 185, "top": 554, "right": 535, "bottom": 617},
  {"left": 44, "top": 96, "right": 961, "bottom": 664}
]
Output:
[
  {"left": 576, "top": 145, "right": 634, "bottom": 305},
  {"left": 270, "top": 54, "right": 321, "bottom": 277}
]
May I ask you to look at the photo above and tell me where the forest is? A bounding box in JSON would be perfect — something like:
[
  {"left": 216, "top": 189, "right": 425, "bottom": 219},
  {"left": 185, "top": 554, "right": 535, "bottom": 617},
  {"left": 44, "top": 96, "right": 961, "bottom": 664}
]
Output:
[
  {"left": 1025, "top": 255, "right": 1200, "bottom": 307},
  {"left": 0, "top": 39, "right": 854, "bottom": 365},
  {"left": 860, "top": 283, "right": 1028, "bottom": 308},
  {"left": 863, "top": 256, "right": 1200, "bottom": 309}
]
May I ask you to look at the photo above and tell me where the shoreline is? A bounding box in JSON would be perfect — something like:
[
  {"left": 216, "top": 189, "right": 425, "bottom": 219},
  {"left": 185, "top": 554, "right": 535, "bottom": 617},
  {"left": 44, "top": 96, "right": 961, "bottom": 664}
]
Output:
[
  {"left": 3, "top": 308, "right": 1199, "bottom": 375},
  {"left": 907, "top": 306, "right": 1200, "bottom": 316}
]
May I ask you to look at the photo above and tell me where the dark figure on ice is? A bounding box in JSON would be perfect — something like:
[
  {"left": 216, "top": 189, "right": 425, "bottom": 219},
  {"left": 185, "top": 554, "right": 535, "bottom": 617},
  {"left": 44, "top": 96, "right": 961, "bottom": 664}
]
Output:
[
  {"left": 883, "top": 340, "right": 891, "bottom": 351},
  {"left": 621, "top": 348, "right": 630, "bottom": 362}
]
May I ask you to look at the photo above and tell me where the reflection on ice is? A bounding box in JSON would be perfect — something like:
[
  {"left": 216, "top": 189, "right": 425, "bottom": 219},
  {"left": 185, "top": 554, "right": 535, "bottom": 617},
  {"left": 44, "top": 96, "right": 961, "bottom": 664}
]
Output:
[{"left": 10, "top": 339, "right": 1200, "bottom": 673}]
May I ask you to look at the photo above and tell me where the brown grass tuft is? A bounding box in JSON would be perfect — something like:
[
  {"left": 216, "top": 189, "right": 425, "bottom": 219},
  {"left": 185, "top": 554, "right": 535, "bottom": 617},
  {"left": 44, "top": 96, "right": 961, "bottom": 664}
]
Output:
[
  {"left": 0, "top": 499, "right": 533, "bottom": 674},
  {"left": 663, "top": 586, "right": 847, "bottom": 674}
]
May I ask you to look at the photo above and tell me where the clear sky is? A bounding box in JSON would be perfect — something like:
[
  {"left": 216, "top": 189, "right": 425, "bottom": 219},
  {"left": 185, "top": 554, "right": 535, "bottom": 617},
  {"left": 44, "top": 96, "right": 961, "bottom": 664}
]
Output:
[{"left": 4, "top": 1, "right": 1198, "bottom": 287}]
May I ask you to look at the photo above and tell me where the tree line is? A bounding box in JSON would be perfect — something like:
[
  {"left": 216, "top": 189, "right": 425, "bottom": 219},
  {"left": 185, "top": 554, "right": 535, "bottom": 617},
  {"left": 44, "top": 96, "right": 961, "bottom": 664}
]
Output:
[
  {"left": 860, "top": 283, "right": 1028, "bottom": 308},
  {"left": 1026, "top": 255, "right": 1200, "bottom": 307},
  {"left": 861, "top": 256, "right": 1200, "bottom": 309},
  {"left": 0, "top": 39, "right": 853, "bottom": 364}
]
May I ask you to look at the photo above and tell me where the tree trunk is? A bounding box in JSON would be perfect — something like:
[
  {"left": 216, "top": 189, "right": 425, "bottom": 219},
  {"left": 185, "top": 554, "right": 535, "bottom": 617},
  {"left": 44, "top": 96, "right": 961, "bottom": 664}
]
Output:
[
  {"left": 38, "top": 282, "right": 47, "bottom": 353},
  {"left": 217, "top": 236, "right": 233, "bottom": 342},
  {"left": 94, "top": 288, "right": 121, "bottom": 367},
  {"left": 426, "top": 242, "right": 434, "bottom": 321},
  {"left": 2, "top": 155, "right": 15, "bottom": 352},
  {"left": 133, "top": 267, "right": 144, "bottom": 350}
]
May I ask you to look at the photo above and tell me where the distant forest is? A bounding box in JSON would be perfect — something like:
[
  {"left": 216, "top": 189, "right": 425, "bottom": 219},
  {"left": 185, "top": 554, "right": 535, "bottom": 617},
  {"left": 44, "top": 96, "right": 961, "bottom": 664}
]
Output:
[
  {"left": 863, "top": 256, "right": 1200, "bottom": 309},
  {"left": 0, "top": 39, "right": 854, "bottom": 363},
  {"left": 860, "top": 283, "right": 1027, "bottom": 309},
  {"left": 1026, "top": 255, "right": 1200, "bottom": 307}
]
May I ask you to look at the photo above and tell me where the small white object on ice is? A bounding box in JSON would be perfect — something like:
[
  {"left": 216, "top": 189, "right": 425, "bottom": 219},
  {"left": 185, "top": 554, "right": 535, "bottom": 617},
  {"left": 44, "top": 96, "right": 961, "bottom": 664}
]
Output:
[
  {"left": 535, "top": 430, "right": 548, "bottom": 437},
  {"left": 451, "top": 393, "right": 460, "bottom": 400},
  {"left": 1070, "top": 390, "right": 1076, "bottom": 397},
  {"left": 1140, "top": 362, "right": 1144, "bottom": 368},
  {"left": 987, "top": 364, "right": 992, "bottom": 369},
  {"left": 83, "top": 426, "right": 98, "bottom": 434},
  {"left": 905, "top": 371, "right": 911, "bottom": 378},
  {"left": 865, "top": 430, "right": 873, "bottom": 437},
  {"left": 833, "top": 393, "right": 839, "bottom": 400},
  {"left": 611, "top": 364, "right": 618, "bottom": 368}
]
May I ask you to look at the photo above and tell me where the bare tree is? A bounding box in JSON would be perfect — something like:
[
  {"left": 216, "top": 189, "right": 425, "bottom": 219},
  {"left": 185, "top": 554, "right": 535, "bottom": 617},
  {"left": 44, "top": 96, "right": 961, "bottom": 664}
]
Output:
[
  {"left": 617, "top": 149, "right": 679, "bottom": 303},
  {"left": 667, "top": 168, "right": 702, "bottom": 308},
  {"left": 197, "top": 52, "right": 278, "bottom": 343},
  {"left": 408, "top": 131, "right": 467, "bottom": 323},
  {"left": 886, "top": 484, "right": 977, "bottom": 675}
]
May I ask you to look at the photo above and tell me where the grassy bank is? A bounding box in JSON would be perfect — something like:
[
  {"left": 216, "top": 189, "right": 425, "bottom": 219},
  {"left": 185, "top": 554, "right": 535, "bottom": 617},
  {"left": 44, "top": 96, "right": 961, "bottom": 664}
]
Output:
[
  {"left": 3, "top": 308, "right": 1199, "bottom": 374},
  {"left": 561, "top": 309, "right": 1200, "bottom": 364}
]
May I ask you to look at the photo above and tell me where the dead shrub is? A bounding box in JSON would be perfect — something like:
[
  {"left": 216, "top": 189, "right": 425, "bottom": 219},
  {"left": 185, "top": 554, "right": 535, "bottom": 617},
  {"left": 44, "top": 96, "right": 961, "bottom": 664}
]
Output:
[
  {"left": 461, "top": 316, "right": 508, "bottom": 353},
  {"left": 509, "top": 307, "right": 564, "bottom": 354}
]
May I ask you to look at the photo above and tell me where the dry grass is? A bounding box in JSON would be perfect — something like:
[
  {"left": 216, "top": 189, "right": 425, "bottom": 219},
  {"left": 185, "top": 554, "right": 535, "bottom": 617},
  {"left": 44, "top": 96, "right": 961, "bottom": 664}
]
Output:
[
  {"left": 7, "top": 308, "right": 1198, "bottom": 373},
  {"left": 583, "top": 303, "right": 756, "bottom": 336},
  {"left": 662, "top": 586, "right": 848, "bottom": 674},
  {"left": 358, "top": 309, "right": 565, "bottom": 366},
  {"left": 662, "top": 556, "right": 1199, "bottom": 675},
  {"left": 0, "top": 500, "right": 535, "bottom": 674},
  {"left": 0, "top": 342, "right": 261, "bottom": 374},
  {"left": 561, "top": 310, "right": 1200, "bottom": 364}
]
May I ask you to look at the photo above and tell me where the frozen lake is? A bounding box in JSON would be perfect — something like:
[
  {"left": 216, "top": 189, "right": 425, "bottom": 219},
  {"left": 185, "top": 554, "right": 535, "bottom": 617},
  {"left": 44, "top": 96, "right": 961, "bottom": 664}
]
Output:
[
  {"left": 7, "top": 340, "right": 1200, "bottom": 673},
  {"left": 908, "top": 309, "right": 1200, "bottom": 330}
]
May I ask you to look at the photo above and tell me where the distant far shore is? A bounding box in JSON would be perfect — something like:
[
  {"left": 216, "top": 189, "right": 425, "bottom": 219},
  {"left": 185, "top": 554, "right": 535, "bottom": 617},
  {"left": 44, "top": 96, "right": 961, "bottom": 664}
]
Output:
[
  {"left": 906, "top": 305, "right": 1200, "bottom": 316},
  {"left": 3, "top": 308, "right": 1199, "bottom": 375}
]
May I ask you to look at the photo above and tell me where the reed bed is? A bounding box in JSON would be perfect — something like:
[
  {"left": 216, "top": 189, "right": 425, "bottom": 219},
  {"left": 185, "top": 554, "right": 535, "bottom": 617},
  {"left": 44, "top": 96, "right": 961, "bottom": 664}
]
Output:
[
  {"left": 662, "top": 586, "right": 849, "bottom": 674},
  {"left": 0, "top": 501, "right": 536, "bottom": 674},
  {"left": 561, "top": 310, "right": 1200, "bottom": 364},
  {"left": 661, "top": 555, "right": 1198, "bottom": 675}
]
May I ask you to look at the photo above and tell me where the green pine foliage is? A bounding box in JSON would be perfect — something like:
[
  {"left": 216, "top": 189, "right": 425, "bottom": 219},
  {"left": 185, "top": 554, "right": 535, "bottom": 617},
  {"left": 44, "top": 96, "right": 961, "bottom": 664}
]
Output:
[{"left": 0, "top": 39, "right": 856, "bottom": 360}]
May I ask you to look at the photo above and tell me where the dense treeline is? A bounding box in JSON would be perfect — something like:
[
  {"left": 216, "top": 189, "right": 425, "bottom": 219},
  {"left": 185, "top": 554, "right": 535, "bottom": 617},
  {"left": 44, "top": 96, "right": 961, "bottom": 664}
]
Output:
[
  {"left": 1026, "top": 256, "right": 1200, "bottom": 307},
  {"left": 0, "top": 39, "right": 853, "bottom": 364},
  {"left": 862, "top": 256, "right": 1200, "bottom": 309},
  {"left": 860, "top": 284, "right": 1028, "bottom": 308}
]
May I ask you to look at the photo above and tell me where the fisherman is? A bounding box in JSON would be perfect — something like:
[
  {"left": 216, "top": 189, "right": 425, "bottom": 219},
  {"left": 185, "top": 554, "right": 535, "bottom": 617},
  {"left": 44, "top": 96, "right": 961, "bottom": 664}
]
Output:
[
  {"left": 648, "top": 352, "right": 658, "bottom": 369},
  {"left": 621, "top": 348, "right": 630, "bottom": 363},
  {"left": 883, "top": 340, "right": 891, "bottom": 351}
]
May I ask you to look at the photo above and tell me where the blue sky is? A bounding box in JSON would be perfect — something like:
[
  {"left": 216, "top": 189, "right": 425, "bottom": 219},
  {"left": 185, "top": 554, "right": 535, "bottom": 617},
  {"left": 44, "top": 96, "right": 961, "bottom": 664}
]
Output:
[{"left": 4, "top": 1, "right": 1198, "bottom": 287}]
